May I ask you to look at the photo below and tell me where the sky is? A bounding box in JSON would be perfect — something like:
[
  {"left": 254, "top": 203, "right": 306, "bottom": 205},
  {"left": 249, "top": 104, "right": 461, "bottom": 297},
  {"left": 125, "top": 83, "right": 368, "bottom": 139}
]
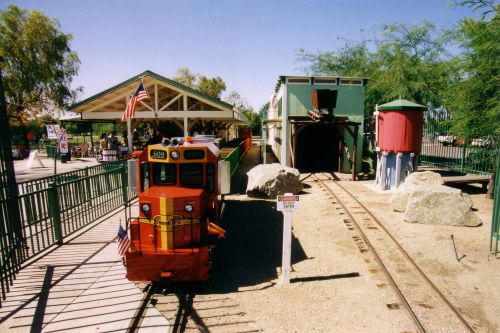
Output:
[{"left": 1, "top": 0, "right": 479, "bottom": 111}]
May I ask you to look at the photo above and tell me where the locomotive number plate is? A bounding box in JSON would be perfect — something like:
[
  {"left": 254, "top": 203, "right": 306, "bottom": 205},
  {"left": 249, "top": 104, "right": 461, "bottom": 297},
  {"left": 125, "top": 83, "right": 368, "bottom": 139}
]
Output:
[
  {"left": 150, "top": 149, "right": 167, "bottom": 160},
  {"left": 184, "top": 149, "right": 205, "bottom": 160}
]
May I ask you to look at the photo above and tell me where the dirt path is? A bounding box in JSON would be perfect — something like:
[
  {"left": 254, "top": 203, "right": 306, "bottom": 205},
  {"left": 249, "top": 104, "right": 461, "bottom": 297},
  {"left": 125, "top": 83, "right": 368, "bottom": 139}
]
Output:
[{"left": 148, "top": 146, "right": 499, "bottom": 332}]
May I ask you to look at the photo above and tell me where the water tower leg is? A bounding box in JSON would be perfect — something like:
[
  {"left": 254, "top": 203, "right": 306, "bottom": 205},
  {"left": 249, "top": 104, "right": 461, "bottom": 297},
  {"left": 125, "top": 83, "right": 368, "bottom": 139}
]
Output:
[
  {"left": 395, "top": 152, "right": 403, "bottom": 188},
  {"left": 375, "top": 152, "right": 382, "bottom": 188},
  {"left": 380, "top": 151, "right": 388, "bottom": 190}
]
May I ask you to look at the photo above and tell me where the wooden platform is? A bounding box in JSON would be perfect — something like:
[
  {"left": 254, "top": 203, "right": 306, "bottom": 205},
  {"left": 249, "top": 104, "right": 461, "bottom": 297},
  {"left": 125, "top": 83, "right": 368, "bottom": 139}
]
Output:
[{"left": 442, "top": 175, "right": 491, "bottom": 189}]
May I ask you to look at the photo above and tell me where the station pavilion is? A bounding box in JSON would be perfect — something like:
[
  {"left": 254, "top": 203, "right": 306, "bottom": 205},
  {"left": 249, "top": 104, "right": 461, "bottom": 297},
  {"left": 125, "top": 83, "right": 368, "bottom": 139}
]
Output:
[{"left": 68, "top": 70, "right": 248, "bottom": 150}]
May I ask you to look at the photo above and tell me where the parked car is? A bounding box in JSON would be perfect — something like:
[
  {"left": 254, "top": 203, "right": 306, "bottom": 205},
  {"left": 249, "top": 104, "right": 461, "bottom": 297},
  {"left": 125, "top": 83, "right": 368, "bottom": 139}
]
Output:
[
  {"left": 437, "top": 135, "right": 465, "bottom": 146},
  {"left": 437, "top": 135, "right": 456, "bottom": 146},
  {"left": 471, "top": 137, "right": 492, "bottom": 147}
]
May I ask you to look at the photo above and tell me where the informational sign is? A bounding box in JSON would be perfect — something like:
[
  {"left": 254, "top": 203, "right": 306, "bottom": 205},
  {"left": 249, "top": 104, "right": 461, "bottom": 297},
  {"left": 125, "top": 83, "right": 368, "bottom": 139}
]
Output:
[
  {"left": 46, "top": 124, "right": 60, "bottom": 139},
  {"left": 25, "top": 150, "right": 45, "bottom": 169},
  {"left": 277, "top": 194, "right": 300, "bottom": 212},
  {"left": 276, "top": 193, "right": 300, "bottom": 285}
]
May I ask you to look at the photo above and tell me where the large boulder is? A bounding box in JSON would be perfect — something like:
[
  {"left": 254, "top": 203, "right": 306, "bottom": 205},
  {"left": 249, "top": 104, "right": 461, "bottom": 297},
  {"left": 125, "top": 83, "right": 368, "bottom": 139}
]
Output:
[
  {"left": 391, "top": 171, "right": 445, "bottom": 212},
  {"left": 405, "top": 171, "right": 444, "bottom": 186},
  {"left": 391, "top": 171, "right": 481, "bottom": 226},
  {"left": 404, "top": 185, "right": 482, "bottom": 227},
  {"left": 246, "top": 163, "right": 303, "bottom": 199}
]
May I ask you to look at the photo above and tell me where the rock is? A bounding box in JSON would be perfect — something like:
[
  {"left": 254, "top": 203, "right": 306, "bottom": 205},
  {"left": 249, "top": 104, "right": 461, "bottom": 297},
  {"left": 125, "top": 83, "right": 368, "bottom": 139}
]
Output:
[
  {"left": 391, "top": 183, "right": 461, "bottom": 212},
  {"left": 391, "top": 171, "right": 445, "bottom": 212},
  {"left": 246, "top": 163, "right": 303, "bottom": 199},
  {"left": 403, "top": 185, "right": 482, "bottom": 227},
  {"left": 405, "top": 171, "right": 444, "bottom": 185}
]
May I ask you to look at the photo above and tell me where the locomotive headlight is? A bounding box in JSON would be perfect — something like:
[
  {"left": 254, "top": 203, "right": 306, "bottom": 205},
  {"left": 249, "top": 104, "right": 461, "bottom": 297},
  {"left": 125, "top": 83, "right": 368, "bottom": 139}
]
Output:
[
  {"left": 170, "top": 150, "right": 180, "bottom": 160},
  {"left": 184, "top": 204, "right": 194, "bottom": 213},
  {"left": 141, "top": 203, "right": 151, "bottom": 215}
]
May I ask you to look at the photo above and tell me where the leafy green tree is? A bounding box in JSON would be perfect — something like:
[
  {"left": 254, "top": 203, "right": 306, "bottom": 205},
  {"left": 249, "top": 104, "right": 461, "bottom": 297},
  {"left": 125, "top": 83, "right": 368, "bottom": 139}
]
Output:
[
  {"left": 296, "top": 22, "right": 455, "bottom": 117},
  {"left": 172, "top": 67, "right": 226, "bottom": 98},
  {"left": 369, "top": 21, "right": 454, "bottom": 108},
  {"left": 172, "top": 67, "right": 197, "bottom": 88},
  {"left": 445, "top": 3, "right": 499, "bottom": 139},
  {"left": 296, "top": 41, "right": 371, "bottom": 77},
  {"left": 225, "top": 90, "right": 262, "bottom": 135},
  {"left": 225, "top": 91, "right": 252, "bottom": 111},
  {"left": 0, "top": 5, "right": 80, "bottom": 125},
  {"left": 196, "top": 76, "right": 226, "bottom": 98}
]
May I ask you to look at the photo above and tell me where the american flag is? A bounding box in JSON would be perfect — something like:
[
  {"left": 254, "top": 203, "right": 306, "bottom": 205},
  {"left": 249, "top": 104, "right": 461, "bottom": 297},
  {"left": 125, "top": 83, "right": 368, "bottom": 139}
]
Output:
[
  {"left": 121, "top": 83, "right": 149, "bottom": 122},
  {"left": 117, "top": 225, "right": 130, "bottom": 257}
]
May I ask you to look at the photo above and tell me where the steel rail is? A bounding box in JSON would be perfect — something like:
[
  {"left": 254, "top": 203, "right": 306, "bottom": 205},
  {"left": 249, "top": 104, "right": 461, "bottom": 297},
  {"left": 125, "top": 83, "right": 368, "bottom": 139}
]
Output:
[
  {"left": 315, "top": 174, "right": 475, "bottom": 333},
  {"left": 312, "top": 174, "right": 426, "bottom": 333}
]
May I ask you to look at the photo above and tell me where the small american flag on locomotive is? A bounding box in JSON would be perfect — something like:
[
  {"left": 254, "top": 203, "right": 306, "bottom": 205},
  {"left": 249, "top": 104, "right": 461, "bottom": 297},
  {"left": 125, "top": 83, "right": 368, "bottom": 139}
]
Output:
[
  {"left": 117, "top": 225, "right": 130, "bottom": 257},
  {"left": 121, "top": 83, "right": 149, "bottom": 121}
]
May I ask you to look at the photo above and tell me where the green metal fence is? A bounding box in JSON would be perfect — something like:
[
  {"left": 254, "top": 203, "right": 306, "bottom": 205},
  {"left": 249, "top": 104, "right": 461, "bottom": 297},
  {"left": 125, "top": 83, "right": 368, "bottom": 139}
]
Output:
[
  {"left": 490, "top": 151, "right": 500, "bottom": 256},
  {"left": 1, "top": 160, "right": 136, "bottom": 304},
  {"left": 420, "top": 121, "right": 498, "bottom": 175},
  {"left": 0, "top": 71, "right": 23, "bottom": 309}
]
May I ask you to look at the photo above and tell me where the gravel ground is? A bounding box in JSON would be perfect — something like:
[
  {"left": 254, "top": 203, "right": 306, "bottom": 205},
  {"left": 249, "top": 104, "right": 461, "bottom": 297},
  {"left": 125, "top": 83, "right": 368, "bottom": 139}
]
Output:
[
  {"left": 193, "top": 146, "right": 499, "bottom": 333},
  {"left": 14, "top": 148, "right": 498, "bottom": 332}
]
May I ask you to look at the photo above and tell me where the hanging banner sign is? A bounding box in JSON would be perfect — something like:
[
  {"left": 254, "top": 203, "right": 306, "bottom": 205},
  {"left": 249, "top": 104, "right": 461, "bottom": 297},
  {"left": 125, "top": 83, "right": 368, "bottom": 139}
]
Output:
[{"left": 58, "top": 128, "right": 69, "bottom": 154}]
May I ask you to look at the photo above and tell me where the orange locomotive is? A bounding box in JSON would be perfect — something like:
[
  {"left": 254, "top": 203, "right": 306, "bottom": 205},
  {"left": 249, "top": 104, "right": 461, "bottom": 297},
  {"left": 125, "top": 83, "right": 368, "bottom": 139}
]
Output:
[{"left": 125, "top": 136, "right": 230, "bottom": 281}]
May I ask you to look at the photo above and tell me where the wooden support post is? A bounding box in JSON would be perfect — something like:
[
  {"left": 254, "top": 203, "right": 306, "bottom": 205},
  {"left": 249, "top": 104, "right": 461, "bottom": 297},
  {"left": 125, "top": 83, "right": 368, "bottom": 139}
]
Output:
[
  {"left": 281, "top": 211, "right": 292, "bottom": 284},
  {"left": 183, "top": 94, "right": 188, "bottom": 137},
  {"left": 338, "top": 139, "right": 343, "bottom": 173},
  {"left": 352, "top": 124, "right": 358, "bottom": 181}
]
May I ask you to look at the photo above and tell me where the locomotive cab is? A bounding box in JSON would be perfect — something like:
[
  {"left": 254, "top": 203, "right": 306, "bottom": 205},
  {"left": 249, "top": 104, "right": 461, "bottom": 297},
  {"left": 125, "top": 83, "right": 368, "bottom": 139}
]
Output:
[{"left": 125, "top": 137, "right": 228, "bottom": 281}]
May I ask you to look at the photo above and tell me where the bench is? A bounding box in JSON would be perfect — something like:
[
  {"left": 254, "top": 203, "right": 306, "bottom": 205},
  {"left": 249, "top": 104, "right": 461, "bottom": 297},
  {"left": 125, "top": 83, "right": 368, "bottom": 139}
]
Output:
[{"left": 442, "top": 175, "right": 491, "bottom": 190}]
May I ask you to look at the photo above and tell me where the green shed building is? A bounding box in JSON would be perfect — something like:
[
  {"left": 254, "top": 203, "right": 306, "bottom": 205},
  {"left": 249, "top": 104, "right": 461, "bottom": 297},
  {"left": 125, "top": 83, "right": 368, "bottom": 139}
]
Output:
[{"left": 266, "top": 75, "right": 368, "bottom": 176}]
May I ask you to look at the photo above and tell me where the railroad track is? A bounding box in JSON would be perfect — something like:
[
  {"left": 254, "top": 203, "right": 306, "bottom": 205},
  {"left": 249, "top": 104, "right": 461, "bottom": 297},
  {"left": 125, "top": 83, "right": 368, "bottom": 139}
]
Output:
[
  {"left": 130, "top": 282, "right": 262, "bottom": 333},
  {"left": 310, "top": 173, "right": 475, "bottom": 333}
]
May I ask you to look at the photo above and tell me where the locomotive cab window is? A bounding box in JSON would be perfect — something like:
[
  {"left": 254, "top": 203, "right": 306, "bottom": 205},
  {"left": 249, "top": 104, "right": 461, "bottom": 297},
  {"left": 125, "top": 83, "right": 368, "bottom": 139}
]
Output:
[
  {"left": 152, "top": 163, "right": 176, "bottom": 185},
  {"left": 180, "top": 163, "right": 203, "bottom": 188},
  {"left": 140, "top": 162, "right": 150, "bottom": 191}
]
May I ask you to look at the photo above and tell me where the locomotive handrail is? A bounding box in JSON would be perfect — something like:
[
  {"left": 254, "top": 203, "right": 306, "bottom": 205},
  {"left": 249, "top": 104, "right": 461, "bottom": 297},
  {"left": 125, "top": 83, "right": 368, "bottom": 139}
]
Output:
[
  {"left": 151, "top": 214, "right": 200, "bottom": 228},
  {"left": 129, "top": 214, "right": 202, "bottom": 255}
]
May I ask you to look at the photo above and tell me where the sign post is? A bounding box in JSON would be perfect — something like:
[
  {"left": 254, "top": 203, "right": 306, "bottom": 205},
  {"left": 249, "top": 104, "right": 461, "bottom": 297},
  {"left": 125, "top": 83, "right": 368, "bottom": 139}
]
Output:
[{"left": 276, "top": 193, "right": 300, "bottom": 285}]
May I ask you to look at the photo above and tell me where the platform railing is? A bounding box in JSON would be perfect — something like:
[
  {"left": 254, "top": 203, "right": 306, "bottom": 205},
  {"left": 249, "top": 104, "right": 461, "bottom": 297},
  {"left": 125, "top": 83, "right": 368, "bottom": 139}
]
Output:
[
  {"left": 222, "top": 137, "right": 251, "bottom": 176},
  {"left": 490, "top": 150, "right": 500, "bottom": 256},
  {"left": 0, "top": 161, "right": 136, "bottom": 304}
]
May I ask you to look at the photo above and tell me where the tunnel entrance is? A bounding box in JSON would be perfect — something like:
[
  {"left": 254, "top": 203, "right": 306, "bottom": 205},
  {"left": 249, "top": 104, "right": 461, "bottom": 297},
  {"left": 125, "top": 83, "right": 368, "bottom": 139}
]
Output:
[{"left": 293, "top": 122, "right": 340, "bottom": 173}]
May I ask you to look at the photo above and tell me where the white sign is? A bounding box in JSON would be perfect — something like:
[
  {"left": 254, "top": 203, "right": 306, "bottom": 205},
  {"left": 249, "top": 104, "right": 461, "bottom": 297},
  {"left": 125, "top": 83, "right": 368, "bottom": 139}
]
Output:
[
  {"left": 46, "top": 124, "right": 60, "bottom": 139},
  {"left": 25, "top": 150, "right": 45, "bottom": 169},
  {"left": 276, "top": 195, "right": 300, "bottom": 212},
  {"left": 276, "top": 193, "right": 300, "bottom": 285}
]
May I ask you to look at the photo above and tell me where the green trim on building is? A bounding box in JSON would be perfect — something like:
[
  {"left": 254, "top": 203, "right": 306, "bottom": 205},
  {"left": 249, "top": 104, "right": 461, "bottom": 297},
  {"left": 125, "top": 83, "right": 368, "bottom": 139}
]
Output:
[{"left": 69, "top": 70, "right": 234, "bottom": 111}]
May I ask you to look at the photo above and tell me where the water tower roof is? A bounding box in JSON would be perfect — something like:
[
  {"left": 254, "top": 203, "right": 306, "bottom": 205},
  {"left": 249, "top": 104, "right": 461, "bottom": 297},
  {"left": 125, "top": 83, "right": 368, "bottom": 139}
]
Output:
[{"left": 378, "top": 98, "right": 426, "bottom": 111}]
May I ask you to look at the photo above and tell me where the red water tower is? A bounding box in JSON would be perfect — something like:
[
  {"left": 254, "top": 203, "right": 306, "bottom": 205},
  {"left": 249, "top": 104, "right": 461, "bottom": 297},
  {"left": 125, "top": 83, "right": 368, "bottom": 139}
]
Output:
[
  {"left": 376, "top": 99, "right": 426, "bottom": 153},
  {"left": 374, "top": 99, "right": 427, "bottom": 190}
]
